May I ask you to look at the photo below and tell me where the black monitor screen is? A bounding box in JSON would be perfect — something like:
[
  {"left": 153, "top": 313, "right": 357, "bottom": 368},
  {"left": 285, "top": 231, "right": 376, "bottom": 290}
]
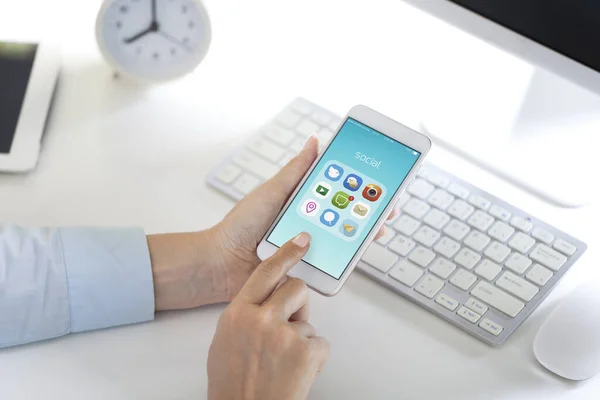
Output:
[
  {"left": 0, "top": 42, "right": 37, "bottom": 154},
  {"left": 448, "top": 0, "right": 600, "bottom": 74}
]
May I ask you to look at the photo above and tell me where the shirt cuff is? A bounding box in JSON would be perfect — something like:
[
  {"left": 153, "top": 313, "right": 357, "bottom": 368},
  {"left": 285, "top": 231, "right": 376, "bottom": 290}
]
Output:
[{"left": 58, "top": 227, "right": 155, "bottom": 333}]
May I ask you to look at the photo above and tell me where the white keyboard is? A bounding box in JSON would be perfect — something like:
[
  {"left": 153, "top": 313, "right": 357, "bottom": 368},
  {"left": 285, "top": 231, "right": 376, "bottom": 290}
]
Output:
[{"left": 207, "top": 98, "right": 588, "bottom": 345}]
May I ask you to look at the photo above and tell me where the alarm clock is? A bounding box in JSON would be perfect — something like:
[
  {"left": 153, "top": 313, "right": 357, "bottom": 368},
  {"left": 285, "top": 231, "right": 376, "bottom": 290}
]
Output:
[{"left": 95, "top": 0, "right": 212, "bottom": 82}]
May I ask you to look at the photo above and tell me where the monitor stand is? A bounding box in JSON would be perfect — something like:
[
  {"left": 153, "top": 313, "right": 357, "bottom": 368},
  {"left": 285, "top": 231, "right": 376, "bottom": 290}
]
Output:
[{"left": 421, "top": 67, "right": 600, "bottom": 208}]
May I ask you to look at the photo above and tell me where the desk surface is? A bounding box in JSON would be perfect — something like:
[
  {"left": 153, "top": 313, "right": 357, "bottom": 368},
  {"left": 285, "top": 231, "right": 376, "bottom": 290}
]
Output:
[{"left": 1, "top": 0, "right": 599, "bottom": 399}]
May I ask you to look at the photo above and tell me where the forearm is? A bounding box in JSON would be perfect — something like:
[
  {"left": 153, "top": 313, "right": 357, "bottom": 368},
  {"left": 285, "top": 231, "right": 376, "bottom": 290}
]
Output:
[{"left": 148, "top": 228, "right": 230, "bottom": 311}]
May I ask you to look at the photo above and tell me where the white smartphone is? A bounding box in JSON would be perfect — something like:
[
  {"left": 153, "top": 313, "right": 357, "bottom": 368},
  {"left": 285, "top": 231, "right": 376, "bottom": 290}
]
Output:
[{"left": 257, "top": 105, "right": 431, "bottom": 296}]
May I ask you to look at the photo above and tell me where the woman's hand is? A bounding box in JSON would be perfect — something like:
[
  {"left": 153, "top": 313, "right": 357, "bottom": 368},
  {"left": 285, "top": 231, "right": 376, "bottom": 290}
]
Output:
[
  {"left": 213, "top": 134, "right": 399, "bottom": 301},
  {"left": 148, "top": 134, "right": 398, "bottom": 310},
  {"left": 207, "top": 232, "right": 329, "bottom": 400}
]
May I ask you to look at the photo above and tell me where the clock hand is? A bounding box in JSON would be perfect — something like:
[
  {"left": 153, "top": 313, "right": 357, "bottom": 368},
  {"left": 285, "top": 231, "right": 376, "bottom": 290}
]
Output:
[
  {"left": 158, "top": 31, "right": 192, "bottom": 52},
  {"left": 123, "top": 26, "right": 155, "bottom": 44},
  {"left": 151, "top": 0, "right": 157, "bottom": 25}
]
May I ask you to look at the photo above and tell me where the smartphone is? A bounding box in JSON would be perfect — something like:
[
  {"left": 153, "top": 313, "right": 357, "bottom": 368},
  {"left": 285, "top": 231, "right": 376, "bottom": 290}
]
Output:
[{"left": 257, "top": 105, "right": 431, "bottom": 296}]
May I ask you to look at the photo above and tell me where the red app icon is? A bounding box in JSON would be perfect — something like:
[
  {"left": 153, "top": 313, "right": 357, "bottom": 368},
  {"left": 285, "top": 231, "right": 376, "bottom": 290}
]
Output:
[{"left": 362, "top": 184, "right": 382, "bottom": 202}]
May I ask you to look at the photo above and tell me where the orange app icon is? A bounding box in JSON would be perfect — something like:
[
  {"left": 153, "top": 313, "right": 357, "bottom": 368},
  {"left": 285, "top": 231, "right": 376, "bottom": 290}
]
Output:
[{"left": 362, "top": 184, "right": 382, "bottom": 202}]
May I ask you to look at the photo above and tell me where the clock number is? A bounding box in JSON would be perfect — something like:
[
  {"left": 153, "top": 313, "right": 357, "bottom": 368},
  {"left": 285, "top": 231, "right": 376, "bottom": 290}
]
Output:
[
  {"left": 188, "top": 21, "right": 195, "bottom": 29},
  {"left": 183, "top": 37, "right": 190, "bottom": 44},
  {"left": 116, "top": 21, "right": 123, "bottom": 30},
  {"left": 182, "top": 5, "right": 188, "bottom": 14},
  {"left": 119, "top": 5, "right": 129, "bottom": 14},
  {"left": 153, "top": 52, "right": 160, "bottom": 60}
]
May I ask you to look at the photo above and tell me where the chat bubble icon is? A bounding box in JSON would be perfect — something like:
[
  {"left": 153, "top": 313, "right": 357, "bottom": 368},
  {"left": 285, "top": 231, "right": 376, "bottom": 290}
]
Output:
[{"left": 331, "top": 191, "right": 350, "bottom": 209}]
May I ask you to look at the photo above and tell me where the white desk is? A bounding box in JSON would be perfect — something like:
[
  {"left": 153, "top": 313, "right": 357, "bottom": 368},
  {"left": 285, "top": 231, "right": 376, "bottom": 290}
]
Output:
[{"left": 1, "top": 0, "right": 599, "bottom": 398}]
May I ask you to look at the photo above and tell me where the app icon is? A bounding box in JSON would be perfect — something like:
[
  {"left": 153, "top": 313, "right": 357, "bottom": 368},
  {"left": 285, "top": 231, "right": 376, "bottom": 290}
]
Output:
[
  {"left": 301, "top": 199, "right": 320, "bottom": 216},
  {"left": 343, "top": 174, "right": 363, "bottom": 192},
  {"left": 313, "top": 181, "right": 332, "bottom": 198},
  {"left": 331, "top": 191, "right": 352, "bottom": 209},
  {"left": 340, "top": 219, "right": 359, "bottom": 238},
  {"left": 319, "top": 209, "right": 340, "bottom": 227},
  {"left": 351, "top": 202, "right": 370, "bottom": 219},
  {"left": 325, "top": 164, "right": 343, "bottom": 182},
  {"left": 362, "top": 183, "right": 382, "bottom": 202}
]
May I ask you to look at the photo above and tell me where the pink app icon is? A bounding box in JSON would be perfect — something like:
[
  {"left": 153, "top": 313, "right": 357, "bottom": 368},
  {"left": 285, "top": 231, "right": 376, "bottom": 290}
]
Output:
[{"left": 301, "top": 199, "right": 320, "bottom": 217}]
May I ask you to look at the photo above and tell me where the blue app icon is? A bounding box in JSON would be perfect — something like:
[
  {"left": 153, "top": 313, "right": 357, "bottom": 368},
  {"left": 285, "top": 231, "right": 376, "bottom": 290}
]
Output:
[
  {"left": 320, "top": 209, "right": 340, "bottom": 227},
  {"left": 340, "top": 219, "right": 359, "bottom": 238},
  {"left": 343, "top": 173, "right": 363, "bottom": 192},
  {"left": 324, "top": 164, "right": 344, "bottom": 182}
]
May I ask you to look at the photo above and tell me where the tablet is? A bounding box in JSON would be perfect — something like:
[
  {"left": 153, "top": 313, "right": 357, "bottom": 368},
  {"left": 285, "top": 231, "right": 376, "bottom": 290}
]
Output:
[{"left": 0, "top": 41, "right": 60, "bottom": 172}]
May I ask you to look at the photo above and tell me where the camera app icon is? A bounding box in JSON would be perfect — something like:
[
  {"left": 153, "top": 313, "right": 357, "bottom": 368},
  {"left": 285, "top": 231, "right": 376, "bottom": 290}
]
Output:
[{"left": 362, "top": 184, "right": 382, "bottom": 202}]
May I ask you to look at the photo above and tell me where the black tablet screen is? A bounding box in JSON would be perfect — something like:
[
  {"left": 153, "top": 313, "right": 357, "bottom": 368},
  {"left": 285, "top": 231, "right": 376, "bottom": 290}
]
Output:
[{"left": 0, "top": 42, "right": 37, "bottom": 154}]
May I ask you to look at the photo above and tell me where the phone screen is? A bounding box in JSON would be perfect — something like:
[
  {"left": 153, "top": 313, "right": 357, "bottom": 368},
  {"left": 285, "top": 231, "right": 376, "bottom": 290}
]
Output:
[{"left": 267, "top": 117, "right": 421, "bottom": 279}]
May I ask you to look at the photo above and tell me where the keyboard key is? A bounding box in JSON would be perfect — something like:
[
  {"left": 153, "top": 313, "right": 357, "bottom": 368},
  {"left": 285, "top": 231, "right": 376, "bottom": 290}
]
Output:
[
  {"left": 417, "top": 166, "right": 430, "bottom": 179},
  {"left": 487, "top": 221, "right": 515, "bottom": 243},
  {"left": 427, "top": 174, "right": 450, "bottom": 188},
  {"left": 393, "top": 215, "right": 420, "bottom": 236},
  {"left": 290, "top": 100, "right": 312, "bottom": 115},
  {"left": 276, "top": 110, "right": 302, "bottom": 128},
  {"left": 526, "top": 264, "right": 553, "bottom": 286},
  {"left": 311, "top": 111, "right": 332, "bottom": 126},
  {"left": 316, "top": 128, "right": 333, "bottom": 144},
  {"left": 508, "top": 232, "right": 536, "bottom": 254},
  {"left": 278, "top": 152, "right": 296, "bottom": 167},
  {"left": 408, "top": 179, "right": 435, "bottom": 200},
  {"left": 496, "top": 271, "right": 539, "bottom": 302},
  {"left": 475, "top": 259, "right": 502, "bottom": 281},
  {"left": 553, "top": 239, "right": 577, "bottom": 256},
  {"left": 457, "top": 306, "right": 481, "bottom": 323},
  {"left": 510, "top": 216, "right": 533, "bottom": 233},
  {"left": 413, "top": 226, "right": 441, "bottom": 247},
  {"left": 433, "top": 237, "right": 461, "bottom": 259},
  {"left": 447, "top": 199, "right": 475, "bottom": 221},
  {"left": 443, "top": 219, "right": 470, "bottom": 241},
  {"left": 531, "top": 228, "right": 555, "bottom": 245},
  {"left": 429, "top": 258, "right": 457, "bottom": 279},
  {"left": 397, "top": 193, "right": 411, "bottom": 209},
  {"left": 423, "top": 209, "right": 451, "bottom": 230},
  {"left": 450, "top": 269, "right": 477, "bottom": 291},
  {"left": 329, "top": 120, "right": 340, "bottom": 132},
  {"left": 463, "top": 230, "right": 491, "bottom": 252},
  {"left": 471, "top": 281, "right": 524, "bottom": 318},
  {"left": 263, "top": 125, "right": 296, "bottom": 146},
  {"left": 295, "top": 120, "right": 319, "bottom": 137},
  {"left": 408, "top": 246, "right": 436, "bottom": 268},
  {"left": 468, "top": 194, "right": 492, "bottom": 210},
  {"left": 427, "top": 189, "right": 455, "bottom": 210},
  {"left": 362, "top": 243, "right": 399, "bottom": 273},
  {"left": 247, "top": 138, "right": 287, "bottom": 162},
  {"left": 388, "top": 235, "right": 416, "bottom": 257},
  {"left": 435, "top": 293, "right": 459, "bottom": 311},
  {"left": 465, "top": 298, "right": 488, "bottom": 315},
  {"left": 447, "top": 183, "right": 470, "bottom": 199},
  {"left": 484, "top": 241, "right": 511, "bottom": 263},
  {"left": 289, "top": 137, "right": 307, "bottom": 153},
  {"left": 232, "top": 173, "right": 262, "bottom": 195},
  {"left": 454, "top": 248, "right": 481, "bottom": 270},
  {"left": 467, "top": 210, "right": 495, "bottom": 232},
  {"left": 215, "top": 164, "right": 242, "bottom": 184},
  {"left": 504, "top": 253, "right": 532, "bottom": 274},
  {"left": 415, "top": 274, "right": 445, "bottom": 299},
  {"left": 389, "top": 260, "right": 424, "bottom": 287},
  {"left": 530, "top": 244, "right": 567, "bottom": 271},
  {"left": 479, "top": 318, "right": 503, "bottom": 336},
  {"left": 233, "top": 151, "right": 279, "bottom": 180},
  {"left": 376, "top": 228, "right": 396, "bottom": 246},
  {"left": 403, "top": 198, "right": 431, "bottom": 219},
  {"left": 489, "top": 205, "right": 512, "bottom": 222}
]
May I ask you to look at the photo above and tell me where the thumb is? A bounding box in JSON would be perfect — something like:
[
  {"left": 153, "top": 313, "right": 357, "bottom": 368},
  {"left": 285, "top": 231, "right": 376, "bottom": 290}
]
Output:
[{"left": 225, "top": 134, "right": 319, "bottom": 233}]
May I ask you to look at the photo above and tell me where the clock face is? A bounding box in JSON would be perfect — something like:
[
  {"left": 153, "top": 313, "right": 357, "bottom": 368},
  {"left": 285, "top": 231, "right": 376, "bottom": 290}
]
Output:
[{"left": 97, "top": 0, "right": 211, "bottom": 81}]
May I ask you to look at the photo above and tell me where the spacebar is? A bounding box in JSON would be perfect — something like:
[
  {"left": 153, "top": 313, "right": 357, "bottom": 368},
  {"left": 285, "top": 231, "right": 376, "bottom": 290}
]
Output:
[{"left": 470, "top": 282, "right": 524, "bottom": 318}]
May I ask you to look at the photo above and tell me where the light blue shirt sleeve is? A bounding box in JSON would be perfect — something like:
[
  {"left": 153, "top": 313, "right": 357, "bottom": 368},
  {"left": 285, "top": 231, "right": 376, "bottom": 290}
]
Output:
[{"left": 0, "top": 225, "right": 155, "bottom": 348}]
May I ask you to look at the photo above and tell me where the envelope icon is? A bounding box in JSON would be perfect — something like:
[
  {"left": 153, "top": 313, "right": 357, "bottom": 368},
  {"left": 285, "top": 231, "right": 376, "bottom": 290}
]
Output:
[{"left": 351, "top": 202, "right": 370, "bottom": 219}]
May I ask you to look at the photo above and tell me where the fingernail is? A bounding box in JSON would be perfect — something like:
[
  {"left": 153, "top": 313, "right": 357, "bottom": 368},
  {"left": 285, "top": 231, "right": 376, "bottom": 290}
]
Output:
[
  {"left": 292, "top": 232, "right": 311, "bottom": 248},
  {"left": 303, "top": 133, "right": 318, "bottom": 150}
]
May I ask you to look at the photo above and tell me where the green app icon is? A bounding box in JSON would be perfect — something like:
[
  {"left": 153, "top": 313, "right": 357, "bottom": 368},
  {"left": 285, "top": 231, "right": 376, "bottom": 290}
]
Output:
[
  {"left": 316, "top": 185, "right": 329, "bottom": 196},
  {"left": 331, "top": 191, "right": 351, "bottom": 209}
]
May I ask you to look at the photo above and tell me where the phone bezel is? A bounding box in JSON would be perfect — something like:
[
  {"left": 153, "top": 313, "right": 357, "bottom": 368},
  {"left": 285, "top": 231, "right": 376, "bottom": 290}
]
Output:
[{"left": 256, "top": 105, "right": 432, "bottom": 296}]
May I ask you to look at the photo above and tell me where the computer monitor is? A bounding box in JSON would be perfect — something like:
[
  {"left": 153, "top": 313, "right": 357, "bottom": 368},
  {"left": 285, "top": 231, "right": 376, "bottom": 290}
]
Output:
[{"left": 404, "top": 0, "right": 600, "bottom": 207}]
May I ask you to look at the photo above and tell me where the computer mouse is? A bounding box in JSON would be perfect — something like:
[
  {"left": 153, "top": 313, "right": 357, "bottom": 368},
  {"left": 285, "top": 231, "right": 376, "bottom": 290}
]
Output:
[{"left": 534, "top": 282, "right": 600, "bottom": 381}]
